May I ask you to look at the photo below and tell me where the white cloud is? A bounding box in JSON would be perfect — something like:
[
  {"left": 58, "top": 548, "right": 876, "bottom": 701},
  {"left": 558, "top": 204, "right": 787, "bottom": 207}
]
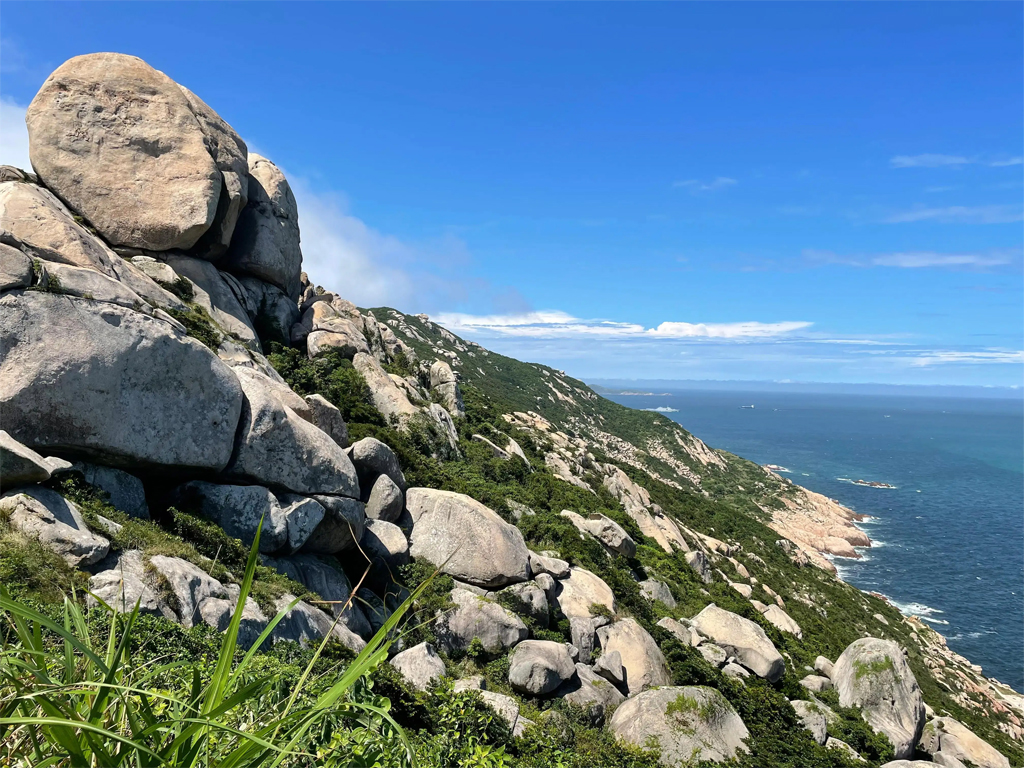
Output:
[
  {"left": 990, "top": 157, "right": 1023, "bottom": 167},
  {"left": 434, "top": 311, "right": 811, "bottom": 341},
  {"left": 870, "top": 251, "right": 1013, "bottom": 268},
  {"left": 891, "top": 154, "right": 971, "bottom": 168},
  {"left": 803, "top": 248, "right": 1017, "bottom": 269},
  {"left": 672, "top": 177, "right": 737, "bottom": 192},
  {"left": 0, "top": 98, "right": 31, "bottom": 170},
  {"left": 884, "top": 205, "right": 1024, "bottom": 224},
  {"left": 908, "top": 350, "right": 1024, "bottom": 367}
]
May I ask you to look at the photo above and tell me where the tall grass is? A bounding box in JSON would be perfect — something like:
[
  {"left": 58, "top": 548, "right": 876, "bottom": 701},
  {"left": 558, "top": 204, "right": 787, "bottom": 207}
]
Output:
[{"left": 0, "top": 526, "right": 431, "bottom": 767}]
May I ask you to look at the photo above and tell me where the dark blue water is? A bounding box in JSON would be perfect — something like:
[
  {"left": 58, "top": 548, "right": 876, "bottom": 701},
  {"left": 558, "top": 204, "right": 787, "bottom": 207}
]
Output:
[{"left": 606, "top": 390, "right": 1024, "bottom": 692}]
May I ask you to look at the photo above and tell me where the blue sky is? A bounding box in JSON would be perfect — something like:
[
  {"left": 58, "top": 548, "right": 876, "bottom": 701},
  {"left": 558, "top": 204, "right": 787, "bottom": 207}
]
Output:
[{"left": 2, "top": 2, "right": 1021, "bottom": 386}]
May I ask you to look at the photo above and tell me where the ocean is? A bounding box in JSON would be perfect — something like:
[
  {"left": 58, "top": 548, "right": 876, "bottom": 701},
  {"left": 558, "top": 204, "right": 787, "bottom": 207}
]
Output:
[{"left": 604, "top": 389, "right": 1024, "bottom": 692}]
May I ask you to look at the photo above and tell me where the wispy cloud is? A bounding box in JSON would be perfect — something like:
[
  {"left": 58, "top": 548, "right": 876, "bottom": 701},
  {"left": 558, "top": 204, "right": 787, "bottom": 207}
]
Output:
[
  {"left": 891, "top": 154, "right": 971, "bottom": 168},
  {"left": 434, "top": 310, "right": 810, "bottom": 341},
  {"left": 672, "top": 177, "right": 737, "bottom": 192},
  {"left": 990, "top": 157, "right": 1023, "bottom": 167},
  {"left": 908, "top": 349, "right": 1024, "bottom": 367},
  {"left": 884, "top": 205, "right": 1024, "bottom": 224},
  {"left": 804, "top": 248, "right": 1018, "bottom": 270}
]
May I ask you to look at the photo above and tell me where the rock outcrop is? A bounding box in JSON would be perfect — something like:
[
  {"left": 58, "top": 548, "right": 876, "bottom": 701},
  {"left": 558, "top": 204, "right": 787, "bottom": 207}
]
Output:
[
  {"left": 609, "top": 686, "right": 750, "bottom": 765},
  {"left": 690, "top": 604, "right": 785, "bottom": 683},
  {"left": 405, "top": 488, "right": 530, "bottom": 588},
  {"left": 27, "top": 54, "right": 222, "bottom": 252},
  {"left": 0, "top": 487, "right": 109, "bottom": 567},
  {"left": 390, "top": 642, "right": 446, "bottom": 691},
  {"left": 920, "top": 717, "right": 1010, "bottom": 768},
  {"left": 833, "top": 638, "right": 925, "bottom": 759},
  {"left": 596, "top": 618, "right": 671, "bottom": 696},
  {"left": 434, "top": 588, "right": 528, "bottom": 656},
  {"left": 507, "top": 640, "right": 576, "bottom": 695}
]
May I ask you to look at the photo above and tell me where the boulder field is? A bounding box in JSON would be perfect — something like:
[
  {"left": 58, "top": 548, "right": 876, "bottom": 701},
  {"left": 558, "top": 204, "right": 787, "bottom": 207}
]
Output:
[{"left": 0, "top": 51, "right": 1017, "bottom": 768}]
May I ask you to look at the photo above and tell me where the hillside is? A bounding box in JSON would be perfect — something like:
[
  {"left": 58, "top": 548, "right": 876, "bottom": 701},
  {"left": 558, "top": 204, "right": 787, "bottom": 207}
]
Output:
[{"left": 0, "top": 52, "right": 1020, "bottom": 768}]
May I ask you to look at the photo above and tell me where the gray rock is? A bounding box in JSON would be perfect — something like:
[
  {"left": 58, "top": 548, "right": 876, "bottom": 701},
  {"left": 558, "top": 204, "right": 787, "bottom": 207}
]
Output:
[
  {"left": 554, "top": 566, "right": 616, "bottom": 619},
  {"left": 87, "top": 550, "right": 174, "bottom": 619},
  {"left": 690, "top": 603, "right": 785, "bottom": 683},
  {"left": 791, "top": 700, "right": 828, "bottom": 745},
  {"left": 729, "top": 582, "right": 753, "bottom": 599},
  {"left": 176, "top": 85, "right": 248, "bottom": 257},
  {"left": 609, "top": 686, "right": 750, "bottom": 765},
  {"left": 434, "top": 588, "right": 528, "bottom": 656},
  {"left": 263, "top": 554, "right": 371, "bottom": 639},
  {"left": 304, "top": 394, "right": 349, "bottom": 448},
  {"left": 352, "top": 353, "right": 421, "bottom": 424},
  {"left": 406, "top": 488, "right": 530, "bottom": 588},
  {"left": 657, "top": 616, "right": 695, "bottom": 647},
  {"left": 40, "top": 261, "right": 151, "bottom": 313},
  {"left": 270, "top": 593, "right": 366, "bottom": 653},
  {"left": 453, "top": 676, "right": 486, "bottom": 692},
  {"left": 495, "top": 581, "right": 549, "bottom": 627},
  {"left": 761, "top": 604, "right": 802, "bottom": 639},
  {"left": 570, "top": 616, "right": 597, "bottom": 663},
  {"left": 426, "top": 403, "right": 460, "bottom": 452},
  {"left": 800, "top": 674, "right": 833, "bottom": 693},
  {"left": 686, "top": 550, "right": 713, "bottom": 584},
  {"left": 224, "top": 154, "right": 302, "bottom": 300},
  {"left": 350, "top": 437, "right": 407, "bottom": 491},
  {"left": 920, "top": 716, "right": 1010, "bottom": 768},
  {"left": 70, "top": 462, "right": 149, "bottom": 519},
  {"left": 555, "top": 662, "right": 625, "bottom": 726},
  {"left": 365, "top": 474, "right": 404, "bottom": 522},
  {"left": 722, "top": 662, "right": 750, "bottom": 681},
  {"left": 429, "top": 360, "right": 464, "bottom": 418},
  {"left": 880, "top": 762, "right": 943, "bottom": 768},
  {"left": 593, "top": 649, "right": 625, "bottom": 687},
  {"left": 640, "top": 579, "right": 676, "bottom": 608},
  {"left": 0, "top": 487, "right": 109, "bottom": 567},
  {"left": 225, "top": 366, "right": 360, "bottom": 497},
  {"left": 177, "top": 481, "right": 323, "bottom": 555},
  {"left": 27, "top": 53, "right": 220, "bottom": 251},
  {"left": 528, "top": 550, "right": 570, "bottom": 579},
  {"left": 833, "top": 638, "right": 925, "bottom": 759},
  {"left": 473, "top": 690, "right": 520, "bottom": 731},
  {"left": 390, "top": 642, "right": 446, "bottom": 691},
  {"left": 508, "top": 639, "right": 576, "bottom": 695},
  {"left": 0, "top": 292, "right": 243, "bottom": 472},
  {"left": 582, "top": 512, "right": 636, "bottom": 557},
  {"left": 160, "top": 254, "right": 260, "bottom": 350},
  {"left": 304, "top": 305, "right": 371, "bottom": 359},
  {"left": 699, "top": 643, "right": 728, "bottom": 667},
  {"left": 0, "top": 243, "right": 32, "bottom": 290},
  {"left": 303, "top": 495, "right": 366, "bottom": 554},
  {"left": 934, "top": 754, "right": 970, "bottom": 768},
  {"left": 356, "top": 518, "right": 410, "bottom": 594},
  {"left": 147, "top": 555, "right": 229, "bottom": 629},
  {"left": 596, "top": 618, "right": 671, "bottom": 696},
  {"left": 0, "top": 430, "right": 52, "bottom": 489},
  {"left": 199, "top": 583, "right": 269, "bottom": 650},
  {"left": 814, "top": 655, "right": 835, "bottom": 679}
]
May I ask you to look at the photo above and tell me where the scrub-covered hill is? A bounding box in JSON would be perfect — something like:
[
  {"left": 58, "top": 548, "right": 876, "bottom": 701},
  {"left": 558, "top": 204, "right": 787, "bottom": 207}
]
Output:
[{"left": 0, "top": 52, "right": 1019, "bottom": 768}]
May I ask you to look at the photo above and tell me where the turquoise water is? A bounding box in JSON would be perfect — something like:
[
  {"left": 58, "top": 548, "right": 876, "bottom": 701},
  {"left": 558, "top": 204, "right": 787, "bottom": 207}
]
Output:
[{"left": 606, "top": 390, "right": 1024, "bottom": 691}]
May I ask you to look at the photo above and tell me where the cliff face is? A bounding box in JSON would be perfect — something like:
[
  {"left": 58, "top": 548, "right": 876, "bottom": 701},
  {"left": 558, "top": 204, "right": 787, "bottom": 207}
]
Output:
[{"left": 1, "top": 52, "right": 1020, "bottom": 768}]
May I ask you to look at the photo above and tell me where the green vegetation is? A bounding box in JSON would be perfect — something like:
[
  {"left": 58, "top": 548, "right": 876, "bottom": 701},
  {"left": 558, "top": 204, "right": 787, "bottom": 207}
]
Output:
[
  {"left": 166, "top": 303, "right": 222, "bottom": 350},
  {"left": 853, "top": 657, "right": 895, "bottom": 680}
]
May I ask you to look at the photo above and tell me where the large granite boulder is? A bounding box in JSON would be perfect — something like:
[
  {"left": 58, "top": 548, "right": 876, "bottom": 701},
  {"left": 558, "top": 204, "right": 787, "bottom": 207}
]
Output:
[
  {"left": 0, "top": 430, "right": 51, "bottom": 489},
  {"left": 429, "top": 360, "right": 464, "bottom": 418},
  {"left": 300, "top": 301, "right": 371, "bottom": 359},
  {"left": 494, "top": 581, "right": 549, "bottom": 627},
  {"left": 365, "top": 474, "right": 404, "bottom": 522},
  {"left": 225, "top": 366, "right": 359, "bottom": 497},
  {"left": 920, "top": 717, "right": 1010, "bottom": 768},
  {"left": 640, "top": 578, "right": 676, "bottom": 608},
  {"left": 270, "top": 593, "right": 365, "bottom": 653},
  {"left": 176, "top": 85, "right": 248, "bottom": 256},
  {"left": 553, "top": 566, "right": 616, "bottom": 619},
  {"left": 352, "top": 353, "right": 421, "bottom": 424},
  {"left": 0, "top": 181, "right": 185, "bottom": 310},
  {"left": 353, "top": 518, "right": 410, "bottom": 594},
  {"left": 160, "top": 254, "right": 260, "bottom": 349},
  {"left": 833, "top": 638, "right": 925, "bottom": 759},
  {"left": 177, "top": 482, "right": 323, "bottom": 555},
  {"left": 555, "top": 662, "right": 625, "bottom": 726},
  {"left": 302, "top": 495, "right": 366, "bottom": 554},
  {"left": 791, "top": 700, "right": 829, "bottom": 745},
  {"left": 237, "top": 275, "right": 300, "bottom": 345},
  {"left": 434, "top": 588, "right": 528, "bottom": 656},
  {"left": 0, "top": 292, "right": 243, "bottom": 471},
  {"left": 350, "top": 437, "right": 407, "bottom": 491},
  {"left": 0, "top": 487, "right": 109, "bottom": 567},
  {"left": 262, "top": 554, "right": 371, "bottom": 639},
  {"left": 596, "top": 618, "right": 671, "bottom": 696},
  {"left": 690, "top": 604, "right": 785, "bottom": 683},
  {"left": 561, "top": 510, "right": 636, "bottom": 557},
  {"left": 68, "top": 462, "right": 150, "bottom": 519},
  {"left": 507, "top": 640, "right": 576, "bottom": 695},
  {"left": 390, "top": 642, "right": 446, "bottom": 691},
  {"left": 609, "top": 686, "right": 750, "bottom": 765},
  {"left": 26, "top": 53, "right": 220, "bottom": 251},
  {"left": 223, "top": 154, "right": 301, "bottom": 300},
  {"left": 304, "top": 394, "right": 349, "bottom": 448},
  {"left": 406, "top": 488, "right": 530, "bottom": 588},
  {"left": 87, "top": 550, "right": 175, "bottom": 619},
  {"left": 760, "top": 604, "right": 802, "bottom": 639},
  {"left": 0, "top": 242, "right": 32, "bottom": 290}
]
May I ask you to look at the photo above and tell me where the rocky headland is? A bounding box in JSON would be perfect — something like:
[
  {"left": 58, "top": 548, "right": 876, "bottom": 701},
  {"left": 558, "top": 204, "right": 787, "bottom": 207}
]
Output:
[{"left": 0, "top": 52, "right": 1019, "bottom": 768}]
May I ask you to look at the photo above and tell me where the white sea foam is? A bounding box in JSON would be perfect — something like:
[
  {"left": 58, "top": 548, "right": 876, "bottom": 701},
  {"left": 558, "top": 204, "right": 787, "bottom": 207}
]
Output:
[{"left": 642, "top": 406, "right": 679, "bottom": 413}]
